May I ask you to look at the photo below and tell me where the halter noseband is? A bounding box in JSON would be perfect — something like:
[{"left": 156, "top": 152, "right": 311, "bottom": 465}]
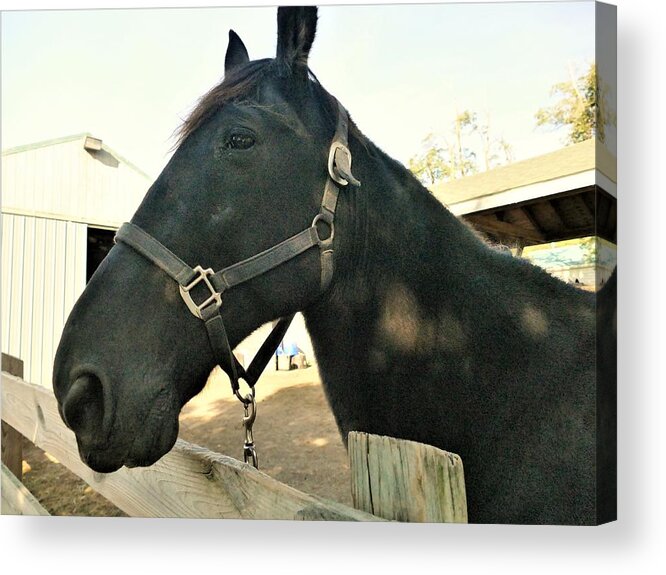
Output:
[{"left": 114, "top": 100, "right": 359, "bottom": 466}]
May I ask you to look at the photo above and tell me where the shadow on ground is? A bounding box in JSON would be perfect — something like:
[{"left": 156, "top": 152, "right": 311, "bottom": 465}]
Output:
[{"left": 178, "top": 375, "right": 352, "bottom": 507}]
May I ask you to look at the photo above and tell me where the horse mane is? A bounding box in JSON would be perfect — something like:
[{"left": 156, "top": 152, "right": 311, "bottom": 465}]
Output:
[
  {"left": 175, "top": 58, "right": 274, "bottom": 145},
  {"left": 175, "top": 58, "right": 366, "bottom": 153}
]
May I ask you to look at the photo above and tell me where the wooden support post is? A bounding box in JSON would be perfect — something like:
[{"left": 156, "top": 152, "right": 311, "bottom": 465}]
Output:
[
  {"left": 1, "top": 354, "right": 24, "bottom": 481},
  {"left": 348, "top": 431, "right": 467, "bottom": 523},
  {"left": 515, "top": 240, "right": 525, "bottom": 258}
]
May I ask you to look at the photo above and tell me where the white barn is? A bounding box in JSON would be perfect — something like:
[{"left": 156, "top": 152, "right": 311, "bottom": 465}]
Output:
[{"left": 1, "top": 134, "right": 152, "bottom": 387}]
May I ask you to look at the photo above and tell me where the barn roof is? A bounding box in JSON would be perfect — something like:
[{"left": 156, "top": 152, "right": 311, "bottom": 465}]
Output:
[
  {"left": 2, "top": 133, "right": 151, "bottom": 180},
  {"left": 2, "top": 133, "right": 151, "bottom": 228}
]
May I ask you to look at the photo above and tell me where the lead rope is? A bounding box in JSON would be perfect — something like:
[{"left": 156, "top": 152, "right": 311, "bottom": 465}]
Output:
[{"left": 114, "top": 100, "right": 360, "bottom": 469}]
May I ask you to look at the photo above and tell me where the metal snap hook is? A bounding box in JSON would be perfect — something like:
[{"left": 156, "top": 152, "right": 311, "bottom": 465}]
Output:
[
  {"left": 240, "top": 390, "right": 258, "bottom": 468},
  {"left": 241, "top": 391, "right": 257, "bottom": 427},
  {"left": 244, "top": 444, "right": 258, "bottom": 468}
]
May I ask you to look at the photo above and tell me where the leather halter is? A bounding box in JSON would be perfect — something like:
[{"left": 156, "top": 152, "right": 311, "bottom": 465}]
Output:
[{"left": 114, "top": 100, "right": 359, "bottom": 407}]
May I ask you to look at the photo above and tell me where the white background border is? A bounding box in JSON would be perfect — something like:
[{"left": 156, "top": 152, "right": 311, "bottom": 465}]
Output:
[{"left": 1, "top": 0, "right": 662, "bottom": 573}]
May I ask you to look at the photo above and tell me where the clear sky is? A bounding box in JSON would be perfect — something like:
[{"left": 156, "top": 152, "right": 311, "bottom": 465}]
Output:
[{"left": 1, "top": 1, "right": 604, "bottom": 180}]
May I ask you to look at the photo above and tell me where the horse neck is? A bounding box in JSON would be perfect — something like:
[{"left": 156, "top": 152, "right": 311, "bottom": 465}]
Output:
[
  {"left": 308, "top": 133, "right": 489, "bottom": 326},
  {"left": 302, "top": 134, "right": 493, "bottom": 432}
]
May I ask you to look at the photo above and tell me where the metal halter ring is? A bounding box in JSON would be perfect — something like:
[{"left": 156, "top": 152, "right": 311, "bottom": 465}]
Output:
[
  {"left": 234, "top": 385, "right": 254, "bottom": 407},
  {"left": 179, "top": 265, "right": 222, "bottom": 319},
  {"left": 312, "top": 212, "right": 335, "bottom": 247}
]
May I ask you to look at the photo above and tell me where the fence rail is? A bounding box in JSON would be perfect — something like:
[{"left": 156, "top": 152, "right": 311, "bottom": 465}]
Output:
[
  {"left": 1, "top": 462, "right": 49, "bottom": 516},
  {"left": 1, "top": 355, "right": 466, "bottom": 522}
]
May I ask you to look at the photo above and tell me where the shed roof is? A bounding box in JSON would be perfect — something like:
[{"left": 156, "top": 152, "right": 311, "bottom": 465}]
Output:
[
  {"left": 429, "top": 139, "right": 617, "bottom": 247},
  {"left": 431, "top": 139, "right": 616, "bottom": 210}
]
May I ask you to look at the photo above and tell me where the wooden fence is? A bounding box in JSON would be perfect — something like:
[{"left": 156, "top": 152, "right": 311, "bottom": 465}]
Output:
[{"left": 1, "top": 354, "right": 467, "bottom": 522}]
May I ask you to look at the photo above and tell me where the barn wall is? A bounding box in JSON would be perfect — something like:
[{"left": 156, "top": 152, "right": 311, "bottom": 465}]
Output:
[
  {"left": 2, "top": 135, "right": 150, "bottom": 227},
  {"left": 1, "top": 213, "right": 87, "bottom": 387},
  {"left": 1, "top": 134, "right": 151, "bottom": 387}
]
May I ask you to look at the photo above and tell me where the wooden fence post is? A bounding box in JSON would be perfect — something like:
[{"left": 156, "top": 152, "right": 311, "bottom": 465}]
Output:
[
  {"left": 1, "top": 354, "right": 24, "bottom": 481},
  {"left": 348, "top": 431, "right": 467, "bottom": 523}
]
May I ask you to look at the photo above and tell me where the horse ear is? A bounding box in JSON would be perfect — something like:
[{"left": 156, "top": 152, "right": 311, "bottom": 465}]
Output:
[
  {"left": 225, "top": 30, "right": 250, "bottom": 74},
  {"left": 276, "top": 6, "right": 318, "bottom": 73}
]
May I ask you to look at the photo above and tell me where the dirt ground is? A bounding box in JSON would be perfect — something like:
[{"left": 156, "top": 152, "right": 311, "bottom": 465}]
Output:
[{"left": 19, "top": 366, "right": 352, "bottom": 517}]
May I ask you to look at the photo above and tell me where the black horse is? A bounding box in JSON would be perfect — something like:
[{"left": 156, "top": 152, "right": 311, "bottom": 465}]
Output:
[{"left": 53, "top": 6, "right": 616, "bottom": 525}]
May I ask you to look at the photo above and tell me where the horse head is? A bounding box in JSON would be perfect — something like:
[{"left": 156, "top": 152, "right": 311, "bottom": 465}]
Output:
[{"left": 53, "top": 7, "right": 356, "bottom": 473}]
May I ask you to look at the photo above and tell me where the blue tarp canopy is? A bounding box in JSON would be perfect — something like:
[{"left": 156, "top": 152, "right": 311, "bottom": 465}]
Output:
[{"left": 276, "top": 342, "right": 301, "bottom": 356}]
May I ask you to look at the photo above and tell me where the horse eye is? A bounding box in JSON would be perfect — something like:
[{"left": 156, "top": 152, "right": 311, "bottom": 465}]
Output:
[{"left": 227, "top": 133, "right": 255, "bottom": 150}]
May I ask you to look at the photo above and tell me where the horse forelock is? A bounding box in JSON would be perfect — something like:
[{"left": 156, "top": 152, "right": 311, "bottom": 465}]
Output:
[
  {"left": 174, "top": 58, "right": 273, "bottom": 146},
  {"left": 175, "top": 59, "right": 363, "bottom": 153}
]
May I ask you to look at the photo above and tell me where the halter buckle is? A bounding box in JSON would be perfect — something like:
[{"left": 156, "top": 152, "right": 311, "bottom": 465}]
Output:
[
  {"left": 179, "top": 265, "right": 222, "bottom": 319},
  {"left": 328, "top": 141, "right": 360, "bottom": 187}
]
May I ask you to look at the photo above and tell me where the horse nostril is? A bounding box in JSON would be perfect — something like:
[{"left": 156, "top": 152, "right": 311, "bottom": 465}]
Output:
[{"left": 62, "top": 372, "right": 105, "bottom": 438}]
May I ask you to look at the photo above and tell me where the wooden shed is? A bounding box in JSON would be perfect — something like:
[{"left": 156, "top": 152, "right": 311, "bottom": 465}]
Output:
[{"left": 1, "top": 134, "right": 152, "bottom": 387}]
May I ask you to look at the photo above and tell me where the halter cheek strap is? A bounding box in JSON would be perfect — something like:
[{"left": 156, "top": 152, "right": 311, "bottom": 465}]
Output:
[{"left": 114, "top": 100, "right": 359, "bottom": 405}]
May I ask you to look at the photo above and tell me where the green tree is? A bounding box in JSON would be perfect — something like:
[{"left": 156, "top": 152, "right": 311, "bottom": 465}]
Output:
[
  {"left": 450, "top": 110, "right": 478, "bottom": 178},
  {"left": 479, "top": 112, "right": 514, "bottom": 171},
  {"left": 535, "top": 63, "right": 616, "bottom": 144},
  {"left": 409, "top": 110, "right": 513, "bottom": 187},
  {"left": 408, "top": 133, "right": 451, "bottom": 186}
]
